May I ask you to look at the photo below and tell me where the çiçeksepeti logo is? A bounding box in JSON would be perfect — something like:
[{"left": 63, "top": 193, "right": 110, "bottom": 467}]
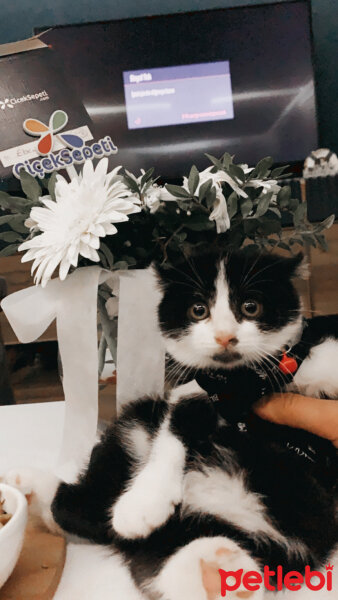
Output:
[
  {"left": 0, "top": 99, "right": 14, "bottom": 110},
  {"left": 23, "top": 110, "right": 83, "bottom": 155},
  {"left": 13, "top": 109, "right": 118, "bottom": 179}
]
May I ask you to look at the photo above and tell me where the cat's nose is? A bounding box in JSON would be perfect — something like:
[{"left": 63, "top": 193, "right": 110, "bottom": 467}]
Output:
[{"left": 215, "top": 333, "right": 238, "bottom": 348}]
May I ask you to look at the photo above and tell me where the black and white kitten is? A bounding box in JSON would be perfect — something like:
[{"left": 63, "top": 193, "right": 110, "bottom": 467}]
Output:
[{"left": 5, "top": 249, "right": 338, "bottom": 600}]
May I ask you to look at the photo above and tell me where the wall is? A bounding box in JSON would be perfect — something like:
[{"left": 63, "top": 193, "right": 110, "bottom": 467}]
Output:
[{"left": 0, "top": 0, "right": 337, "bottom": 152}]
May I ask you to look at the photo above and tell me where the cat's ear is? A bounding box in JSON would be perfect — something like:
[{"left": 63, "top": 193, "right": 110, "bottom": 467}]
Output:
[
  {"left": 283, "top": 252, "right": 310, "bottom": 280},
  {"left": 151, "top": 259, "right": 177, "bottom": 286}
]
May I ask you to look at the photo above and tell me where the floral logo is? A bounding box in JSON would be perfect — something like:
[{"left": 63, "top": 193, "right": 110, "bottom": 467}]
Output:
[
  {"left": 0, "top": 98, "right": 14, "bottom": 110},
  {"left": 23, "top": 110, "right": 84, "bottom": 155}
]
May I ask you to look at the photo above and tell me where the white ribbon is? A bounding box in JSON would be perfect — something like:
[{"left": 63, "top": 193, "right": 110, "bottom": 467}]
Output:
[
  {"left": 116, "top": 269, "right": 165, "bottom": 410},
  {"left": 1, "top": 265, "right": 166, "bottom": 481},
  {"left": 1, "top": 267, "right": 109, "bottom": 481}
]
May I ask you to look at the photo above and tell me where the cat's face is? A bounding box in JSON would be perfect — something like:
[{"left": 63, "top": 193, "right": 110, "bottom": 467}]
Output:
[{"left": 156, "top": 250, "right": 304, "bottom": 371}]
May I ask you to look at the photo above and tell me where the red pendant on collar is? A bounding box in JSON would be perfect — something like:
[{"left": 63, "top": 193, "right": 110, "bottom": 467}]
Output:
[{"left": 279, "top": 352, "right": 298, "bottom": 375}]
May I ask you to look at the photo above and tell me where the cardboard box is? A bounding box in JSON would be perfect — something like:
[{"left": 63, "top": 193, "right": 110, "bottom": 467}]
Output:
[{"left": 0, "top": 37, "right": 93, "bottom": 185}]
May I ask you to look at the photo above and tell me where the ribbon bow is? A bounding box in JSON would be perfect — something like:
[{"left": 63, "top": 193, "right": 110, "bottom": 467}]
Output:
[{"left": 1, "top": 266, "right": 165, "bottom": 481}]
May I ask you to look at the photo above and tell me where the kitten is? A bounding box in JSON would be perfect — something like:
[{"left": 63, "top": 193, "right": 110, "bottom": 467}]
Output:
[{"left": 6, "top": 249, "right": 338, "bottom": 600}]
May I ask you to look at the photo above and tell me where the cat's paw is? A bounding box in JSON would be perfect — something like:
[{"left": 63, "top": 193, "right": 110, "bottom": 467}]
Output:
[
  {"left": 3, "top": 467, "right": 61, "bottom": 534},
  {"left": 3, "top": 467, "right": 37, "bottom": 496},
  {"left": 152, "top": 536, "right": 264, "bottom": 600},
  {"left": 112, "top": 481, "right": 180, "bottom": 539}
]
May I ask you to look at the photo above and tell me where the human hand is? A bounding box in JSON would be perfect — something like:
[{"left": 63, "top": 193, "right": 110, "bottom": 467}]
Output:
[{"left": 254, "top": 393, "right": 338, "bottom": 448}]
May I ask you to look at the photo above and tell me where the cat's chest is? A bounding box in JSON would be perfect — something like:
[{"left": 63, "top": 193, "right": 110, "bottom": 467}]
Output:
[{"left": 288, "top": 338, "right": 338, "bottom": 398}]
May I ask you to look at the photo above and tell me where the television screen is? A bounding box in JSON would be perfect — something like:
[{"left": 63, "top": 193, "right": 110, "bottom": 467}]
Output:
[{"left": 40, "top": 1, "right": 317, "bottom": 178}]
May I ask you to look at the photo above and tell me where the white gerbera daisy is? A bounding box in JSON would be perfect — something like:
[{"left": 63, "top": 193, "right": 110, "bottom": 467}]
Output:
[{"left": 19, "top": 158, "right": 141, "bottom": 287}]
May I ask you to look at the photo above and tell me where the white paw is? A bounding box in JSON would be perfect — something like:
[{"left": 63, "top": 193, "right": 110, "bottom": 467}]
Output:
[
  {"left": 112, "top": 482, "right": 180, "bottom": 539},
  {"left": 152, "top": 536, "right": 264, "bottom": 600},
  {"left": 4, "top": 467, "right": 36, "bottom": 496},
  {"left": 3, "top": 467, "right": 61, "bottom": 533}
]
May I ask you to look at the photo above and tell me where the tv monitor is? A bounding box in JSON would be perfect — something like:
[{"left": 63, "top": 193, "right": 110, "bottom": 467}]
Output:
[{"left": 39, "top": 1, "right": 317, "bottom": 178}]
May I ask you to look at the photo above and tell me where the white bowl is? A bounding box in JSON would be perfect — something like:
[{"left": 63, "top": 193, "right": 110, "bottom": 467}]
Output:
[{"left": 0, "top": 483, "right": 27, "bottom": 589}]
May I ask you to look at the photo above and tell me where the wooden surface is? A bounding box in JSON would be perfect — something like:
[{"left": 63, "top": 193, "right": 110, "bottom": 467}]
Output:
[
  {"left": 0, "top": 254, "right": 33, "bottom": 295},
  {"left": 0, "top": 254, "right": 56, "bottom": 345},
  {"left": 0, "top": 520, "right": 66, "bottom": 600},
  {"left": 309, "top": 223, "right": 338, "bottom": 316}
]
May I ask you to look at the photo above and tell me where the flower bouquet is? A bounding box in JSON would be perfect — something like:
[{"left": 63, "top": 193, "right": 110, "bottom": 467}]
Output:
[{"left": 0, "top": 153, "right": 334, "bottom": 476}]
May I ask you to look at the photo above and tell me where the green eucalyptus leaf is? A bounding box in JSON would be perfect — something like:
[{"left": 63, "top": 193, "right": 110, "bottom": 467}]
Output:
[
  {"left": 314, "top": 233, "right": 329, "bottom": 251},
  {"left": 320, "top": 214, "right": 335, "bottom": 230},
  {"left": 228, "top": 163, "right": 245, "bottom": 183},
  {"left": 255, "top": 195, "right": 271, "bottom": 218},
  {"left": 302, "top": 233, "right": 316, "bottom": 248},
  {"left": 268, "top": 207, "right": 281, "bottom": 218},
  {"left": 249, "top": 156, "right": 274, "bottom": 179},
  {"left": 0, "top": 243, "right": 19, "bottom": 256},
  {"left": 100, "top": 242, "right": 114, "bottom": 268},
  {"left": 140, "top": 168, "right": 155, "bottom": 189},
  {"left": 123, "top": 174, "right": 140, "bottom": 194},
  {"left": 0, "top": 192, "right": 32, "bottom": 213},
  {"left": 0, "top": 191, "right": 12, "bottom": 211},
  {"left": 20, "top": 170, "right": 41, "bottom": 201},
  {"left": 113, "top": 260, "right": 129, "bottom": 270},
  {"left": 205, "top": 186, "right": 217, "bottom": 209},
  {"left": 48, "top": 172, "right": 58, "bottom": 201},
  {"left": 0, "top": 231, "right": 23, "bottom": 242},
  {"left": 0, "top": 214, "right": 16, "bottom": 226},
  {"left": 165, "top": 184, "right": 191, "bottom": 199},
  {"left": 175, "top": 199, "right": 190, "bottom": 210},
  {"left": 98, "top": 251, "right": 109, "bottom": 269},
  {"left": 270, "top": 165, "right": 289, "bottom": 178},
  {"left": 123, "top": 255, "right": 137, "bottom": 266},
  {"left": 274, "top": 173, "right": 293, "bottom": 180},
  {"left": 227, "top": 192, "right": 238, "bottom": 219},
  {"left": 2, "top": 215, "right": 28, "bottom": 234},
  {"left": 221, "top": 152, "right": 232, "bottom": 169},
  {"left": 293, "top": 202, "right": 307, "bottom": 227},
  {"left": 288, "top": 197, "right": 300, "bottom": 212},
  {"left": 289, "top": 237, "right": 304, "bottom": 246},
  {"left": 277, "top": 186, "right": 291, "bottom": 208},
  {"left": 240, "top": 197, "right": 253, "bottom": 218},
  {"left": 188, "top": 165, "right": 200, "bottom": 196},
  {"left": 205, "top": 153, "right": 222, "bottom": 169},
  {"left": 198, "top": 179, "right": 213, "bottom": 202}
]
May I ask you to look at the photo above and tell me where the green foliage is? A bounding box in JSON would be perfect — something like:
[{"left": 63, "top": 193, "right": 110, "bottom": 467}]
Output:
[
  {"left": 0, "top": 154, "right": 335, "bottom": 268},
  {"left": 20, "top": 170, "right": 42, "bottom": 202}
]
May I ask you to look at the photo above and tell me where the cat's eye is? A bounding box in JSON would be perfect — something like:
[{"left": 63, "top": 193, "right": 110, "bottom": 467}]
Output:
[
  {"left": 188, "top": 302, "right": 210, "bottom": 321},
  {"left": 241, "top": 300, "right": 262, "bottom": 319}
]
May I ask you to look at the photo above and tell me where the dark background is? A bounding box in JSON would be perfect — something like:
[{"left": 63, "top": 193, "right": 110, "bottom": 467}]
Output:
[
  {"left": 40, "top": 2, "right": 317, "bottom": 177},
  {"left": 0, "top": 0, "right": 336, "bottom": 155}
]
